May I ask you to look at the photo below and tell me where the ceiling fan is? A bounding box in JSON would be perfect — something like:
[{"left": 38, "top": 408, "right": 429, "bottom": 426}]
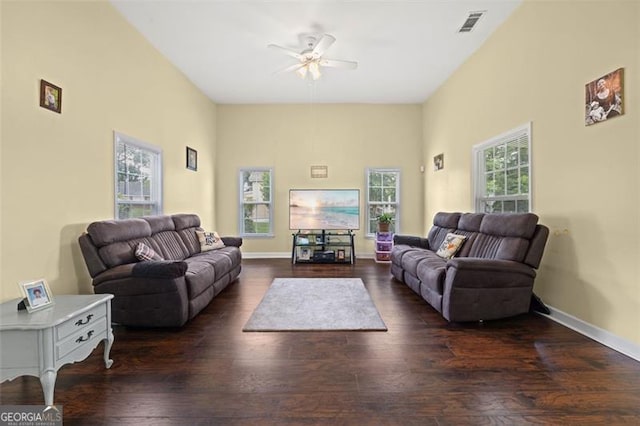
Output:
[{"left": 268, "top": 34, "right": 358, "bottom": 81}]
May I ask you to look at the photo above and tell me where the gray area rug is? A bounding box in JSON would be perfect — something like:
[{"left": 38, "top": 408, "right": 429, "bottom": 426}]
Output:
[{"left": 243, "top": 278, "right": 387, "bottom": 331}]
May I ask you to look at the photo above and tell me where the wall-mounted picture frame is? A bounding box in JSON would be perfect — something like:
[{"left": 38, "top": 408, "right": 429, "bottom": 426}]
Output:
[
  {"left": 39, "top": 79, "right": 62, "bottom": 114},
  {"left": 310, "top": 165, "right": 328, "bottom": 179},
  {"left": 585, "top": 68, "right": 624, "bottom": 126},
  {"left": 434, "top": 153, "right": 444, "bottom": 171},
  {"left": 186, "top": 147, "right": 198, "bottom": 171},
  {"left": 19, "top": 279, "right": 54, "bottom": 312}
]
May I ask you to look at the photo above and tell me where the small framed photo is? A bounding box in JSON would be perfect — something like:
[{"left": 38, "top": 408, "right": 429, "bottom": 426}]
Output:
[
  {"left": 434, "top": 153, "right": 444, "bottom": 171},
  {"left": 299, "top": 247, "right": 311, "bottom": 261},
  {"left": 337, "top": 249, "right": 346, "bottom": 261},
  {"left": 186, "top": 147, "right": 198, "bottom": 171},
  {"left": 40, "top": 79, "right": 62, "bottom": 114},
  {"left": 19, "top": 279, "right": 54, "bottom": 312}
]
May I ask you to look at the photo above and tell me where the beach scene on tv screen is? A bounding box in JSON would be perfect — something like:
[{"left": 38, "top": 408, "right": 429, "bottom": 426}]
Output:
[{"left": 290, "top": 190, "right": 360, "bottom": 230}]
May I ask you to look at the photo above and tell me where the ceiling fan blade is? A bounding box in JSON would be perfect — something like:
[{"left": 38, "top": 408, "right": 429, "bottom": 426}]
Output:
[
  {"left": 319, "top": 59, "right": 358, "bottom": 70},
  {"left": 274, "top": 62, "right": 306, "bottom": 74},
  {"left": 268, "top": 44, "right": 302, "bottom": 60},
  {"left": 311, "top": 34, "right": 336, "bottom": 57}
]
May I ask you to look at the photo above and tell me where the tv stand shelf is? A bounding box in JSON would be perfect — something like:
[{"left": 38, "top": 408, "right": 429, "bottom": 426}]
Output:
[{"left": 292, "top": 230, "right": 355, "bottom": 265}]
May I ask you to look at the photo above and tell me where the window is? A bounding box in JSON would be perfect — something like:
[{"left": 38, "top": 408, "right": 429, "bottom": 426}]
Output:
[
  {"left": 114, "top": 132, "right": 162, "bottom": 219},
  {"left": 473, "top": 123, "right": 531, "bottom": 213},
  {"left": 366, "top": 168, "right": 400, "bottom": 235},
  {"left": 239, "top": 168, "right": 273, "bottom": 236}
]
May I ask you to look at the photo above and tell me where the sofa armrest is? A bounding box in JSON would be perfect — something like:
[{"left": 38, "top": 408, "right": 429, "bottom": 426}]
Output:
[
  {"left": 132, "top": 260, "right": 187, "bottom": 278},
  {"left": 445, "top": 258, "right": 536, "bottom": 289},
  {"left": 221, "top": 237, "right": 243, "bottom": 248},
  {"left": 393, "top": 234, "right": 430, "bottom": 250},
  {"left": 92, "top": 261, "right": 188, "bottom": 297},
  {"left": 92, "top": 263, "right": 136, "bottom": 286}
]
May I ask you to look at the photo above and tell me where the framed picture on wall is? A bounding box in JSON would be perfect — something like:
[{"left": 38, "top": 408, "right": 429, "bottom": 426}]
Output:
[
  {"left": 39, "top": 79, "right": 62, "bottom": 114},
  {"left": 585, "top": 68, "right": 624, "bottom": 126},
  {"left": 433, "top": 153, "right": 444, "bottom": 171},
  {"left": 186, "top": 147, "right": 198, "bottom": 171}
]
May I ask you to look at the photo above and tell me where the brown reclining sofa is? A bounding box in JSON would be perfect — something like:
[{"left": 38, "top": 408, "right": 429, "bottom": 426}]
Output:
[
  {"left": 79, "top": 213, "right": 242, "bottom": 327},
  {"left": 391, "top": 212, "right": 548, "bottom": 322}
]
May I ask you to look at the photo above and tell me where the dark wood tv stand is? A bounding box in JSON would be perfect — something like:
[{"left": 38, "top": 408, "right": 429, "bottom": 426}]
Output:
[{"left": 291, "top": 230, "right": 355, "bottom": 264}]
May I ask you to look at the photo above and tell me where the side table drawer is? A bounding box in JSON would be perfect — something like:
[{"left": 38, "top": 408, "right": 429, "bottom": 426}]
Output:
[
  {"left": 56, "top": 317, "right": 107, "bottom": 361},
  {"left": 56, "top": 304, "right": 107, "bottom": 341}
]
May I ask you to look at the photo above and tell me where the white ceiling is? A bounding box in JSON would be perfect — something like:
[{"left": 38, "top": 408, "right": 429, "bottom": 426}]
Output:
[{"left": 111, "top": 0, "right": 522, "bottom": 104}]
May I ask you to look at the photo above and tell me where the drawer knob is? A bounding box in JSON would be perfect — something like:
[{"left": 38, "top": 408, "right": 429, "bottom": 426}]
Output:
[
  {"left": 75, "top": 330, "right": 94, "bottom": 343},
  {"left": 75, "top": 314, "right": 94, "bottom": 326}
]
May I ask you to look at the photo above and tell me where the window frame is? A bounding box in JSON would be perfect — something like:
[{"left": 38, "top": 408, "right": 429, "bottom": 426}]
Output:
[
  {"left": 238, "top": 167, "right": 274, "bottom": 238},
  {"left": 113, "top": 132, "right": 163, "bottom": 219},
  {"left": 366, "top": 168, "right": 401, "bottom": 237},
  {"left": 472, "top": 122, "right": 532, "bottom": 213}
]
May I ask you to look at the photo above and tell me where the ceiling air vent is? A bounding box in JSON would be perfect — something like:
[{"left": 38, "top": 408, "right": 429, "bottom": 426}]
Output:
[{"left": 459, "top": 11, "right": 485, "bottom": 33}]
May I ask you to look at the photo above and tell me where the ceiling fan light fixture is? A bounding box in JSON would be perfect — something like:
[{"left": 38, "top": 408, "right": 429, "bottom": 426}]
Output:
[
  {"left": 270, "top": 34, "right": 355, "bottom": 81},
  {"left": 296, "top": 65, "right": 308, "bottom": 79},
  {"left": 309, "top": 61, "right": 321, "bottom": 80}
]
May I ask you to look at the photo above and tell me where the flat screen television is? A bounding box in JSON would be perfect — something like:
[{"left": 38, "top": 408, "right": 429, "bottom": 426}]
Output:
[{"left": 289, "top": 189, "right": 360, "bottom": 230}]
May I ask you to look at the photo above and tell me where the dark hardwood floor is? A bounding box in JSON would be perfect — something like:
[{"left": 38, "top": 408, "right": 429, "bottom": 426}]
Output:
[{"left": 2, "top": 259, "right": 640, "bottom": 425}]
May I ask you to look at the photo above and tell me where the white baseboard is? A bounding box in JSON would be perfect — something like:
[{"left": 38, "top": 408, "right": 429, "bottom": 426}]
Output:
[
  {"left": 540, "top": 305, "right": 640, "bottom": 362},
  {"left": 243, "top": 252, "right": 290, "bottom": 259}
]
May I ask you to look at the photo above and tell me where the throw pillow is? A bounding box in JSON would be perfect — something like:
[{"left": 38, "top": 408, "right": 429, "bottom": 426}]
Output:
[
  {"left": 435, "top": 233, "right": 467, "bottom": 259},
  {"left": 196, "top": 230, "right": 225, "bottom": 252},
  {"left": 135, "top": 242, "right": 164, "bottom": 261}
]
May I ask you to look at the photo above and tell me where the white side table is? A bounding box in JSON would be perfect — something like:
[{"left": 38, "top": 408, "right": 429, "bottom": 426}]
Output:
[{"left": 0, "top": 294, "right": 114, "bottom": 406}]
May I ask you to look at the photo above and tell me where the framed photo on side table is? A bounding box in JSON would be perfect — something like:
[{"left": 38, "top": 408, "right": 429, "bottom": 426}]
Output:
[{"left": 19, "top": 279, "right": 54, "bottom": 312}]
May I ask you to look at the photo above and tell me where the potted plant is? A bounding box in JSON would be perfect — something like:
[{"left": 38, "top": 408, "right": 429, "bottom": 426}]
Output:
[{"left": 376, "top": 213, "right": 393, "bottom": 232}]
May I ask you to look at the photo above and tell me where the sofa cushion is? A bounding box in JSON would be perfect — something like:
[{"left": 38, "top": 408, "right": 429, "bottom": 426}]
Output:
[
  {"left": 135, "top": 242, "right": 164, "bottom": 261},
  {"left": 151, "top": 231, "right": 191, "bottom": 260},
  {"left": 143, "top": 215, "right": 175, "bottom": 234},
  {"left": 458, "top": 213, "right": 484, "bottom": 232},
  {"left": 190, "top": 246, "right": 241, "bottom": 269},
  {"left": 479, "top": 213, "right": 538, "bottom": 238},
  {"left": 390, "top": 244, "right": 421, "bottom": 267},
  {"left": 433, "top": 212, "right": 461, "bottom": 228},
  {"left": 401, "top": 248, "right": 434, "bottom": 277},
  {"left": 183, "top": 260, "right": 216, "bottom": 299},
  {"left": 435, "top": 233, "right": 467, "bottom": 259},
  {"left": 467, "top": 233, "right": 530, "bottom": 263},
  {"left": 88, "top": 218, "right": 151, "bottom": 246},
  {"left": 99, "top": 237, "right": 160, "bottom": 268},
  {"left": 416, "top": 251, "right": 447, "bottom": 291},
  {"left": 426, "top": 212, "right": 461, "bottom": 253},
  {"left": 173, "top": 214, "right": 201, "bottom": 231}
]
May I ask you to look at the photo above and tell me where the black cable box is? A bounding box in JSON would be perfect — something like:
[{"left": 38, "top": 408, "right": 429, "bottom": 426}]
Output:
[{"left": 313, "top": 251, "right": 335, "bottom": 262}]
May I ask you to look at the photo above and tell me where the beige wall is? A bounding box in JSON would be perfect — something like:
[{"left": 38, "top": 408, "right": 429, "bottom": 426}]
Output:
[
  {"left": 422, "top": 0, "right": 639, "bottom": 344},
  {"left": 0, "top": 1, "right": 217, "bottom": 300},
  {"left": 216, "top": 104, "right": 423, "bottom": 256}
]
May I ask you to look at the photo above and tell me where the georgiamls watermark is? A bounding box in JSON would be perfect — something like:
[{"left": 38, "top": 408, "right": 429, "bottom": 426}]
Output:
[{"left": 0, "top": 405, "right": 62, "bottom": 426}]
